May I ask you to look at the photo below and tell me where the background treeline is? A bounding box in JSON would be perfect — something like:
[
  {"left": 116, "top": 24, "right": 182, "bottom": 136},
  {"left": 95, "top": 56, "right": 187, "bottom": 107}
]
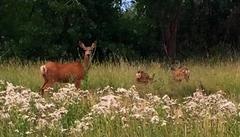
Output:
[{"left": 0, "top": 0, "right": 239, "bottom": 61}]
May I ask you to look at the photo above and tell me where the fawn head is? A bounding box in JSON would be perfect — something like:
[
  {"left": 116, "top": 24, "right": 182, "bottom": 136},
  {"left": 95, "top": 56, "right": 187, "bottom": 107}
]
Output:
[{"left": 136, "top": 70, "right": 143, "bottom": 79}]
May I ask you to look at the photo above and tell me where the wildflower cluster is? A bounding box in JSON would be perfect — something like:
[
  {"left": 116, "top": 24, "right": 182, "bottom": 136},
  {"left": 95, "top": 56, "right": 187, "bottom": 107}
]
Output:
[
  {"left": 70, "top": 85, "right": 161, "bottom": 135},
  {"left": 0, "top": 82, "right": 69, "bottom": 133},
  {"left": 182, "top": 89, "right": 237, "bottom": 120},
  {"left": 0, "top": 80, "right": 238, "bottom": 136}
]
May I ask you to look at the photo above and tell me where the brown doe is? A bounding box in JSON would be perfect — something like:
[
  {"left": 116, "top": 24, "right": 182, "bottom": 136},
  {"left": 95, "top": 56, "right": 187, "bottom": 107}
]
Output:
[
  {"left": 135, "top": 70, "right": 155, "bottom": 84},
  {"left": 171, "top": 66, "right": 190, "bottom": 82},
  {"left": 40, "top": 41, "right": 96, "bottom": 95}
]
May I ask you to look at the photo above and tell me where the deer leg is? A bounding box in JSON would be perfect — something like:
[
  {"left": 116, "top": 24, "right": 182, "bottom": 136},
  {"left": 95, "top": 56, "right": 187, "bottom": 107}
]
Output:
[
  {"left": 40, "top": 80, "right": 48, "bottom": 95},
  {"left": 41, "top": 81, "right": 55, "bottom": 96},
  {"left": 74, "top": 79, "right": 81, "bottom": 89}
]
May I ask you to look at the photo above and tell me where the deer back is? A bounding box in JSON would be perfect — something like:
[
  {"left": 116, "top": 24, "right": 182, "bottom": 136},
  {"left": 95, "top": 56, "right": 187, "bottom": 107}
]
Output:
[
  {"left": 171, "top": 66, "right": 190, "bottom": 82},
  {"left": 42, "top": 61, "right": 84, "bottom": 81}
]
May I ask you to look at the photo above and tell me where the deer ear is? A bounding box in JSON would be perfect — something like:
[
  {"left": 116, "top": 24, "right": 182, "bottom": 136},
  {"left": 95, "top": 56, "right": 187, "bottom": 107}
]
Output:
[
  {"left": 79, "top": 41, "right": 86, "bottom": 50},
  {"left": 91, "top": 41, "right": 97, "bottom": 49}
]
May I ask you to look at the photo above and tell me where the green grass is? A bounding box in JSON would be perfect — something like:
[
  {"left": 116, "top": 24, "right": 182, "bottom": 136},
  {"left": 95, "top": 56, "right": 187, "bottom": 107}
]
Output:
[
  {"left": 78, "top": 115, "right": 240, "bottom": 137},
  {"left": 1, "top": 59, "right": 240, "bottom": 137},
  {"left": 0, "top": 60, "right": 41, "bottom": 92},
  {"left": 1, "top": 59, "right": 240, "bottom": 98}
]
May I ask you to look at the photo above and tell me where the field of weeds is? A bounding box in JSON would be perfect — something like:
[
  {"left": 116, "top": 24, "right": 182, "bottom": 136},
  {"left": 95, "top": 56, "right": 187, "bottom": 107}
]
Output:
[{"left": 1, "top": 60, "right": 240, "bottom": 137}]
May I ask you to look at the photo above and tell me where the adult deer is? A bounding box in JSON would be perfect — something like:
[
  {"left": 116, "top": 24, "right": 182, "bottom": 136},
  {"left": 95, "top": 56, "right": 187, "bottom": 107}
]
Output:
[{"left": 40, "top": 41, "right": 96, "bottom": 95}]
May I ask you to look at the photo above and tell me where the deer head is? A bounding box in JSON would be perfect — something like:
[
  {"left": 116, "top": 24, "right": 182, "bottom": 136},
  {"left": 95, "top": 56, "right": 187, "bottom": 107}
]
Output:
[
  {"left": 79, "top": 41, "right": 96, "bottom": 71},
  {"left": 79, "top": 41, "right": 96, "bottom": 56},
  {"left": 135, "top": 70, "right": 155, "bottom": 84}
]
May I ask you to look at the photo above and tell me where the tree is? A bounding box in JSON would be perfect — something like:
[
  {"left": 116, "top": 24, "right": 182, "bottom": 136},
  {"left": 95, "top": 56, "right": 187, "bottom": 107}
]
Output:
[
  {"left": 135, "top": 0, "right": 183, "bottom": 60},
  {"left": 0, "top": 0, "right": 122, "bottom": 60}
]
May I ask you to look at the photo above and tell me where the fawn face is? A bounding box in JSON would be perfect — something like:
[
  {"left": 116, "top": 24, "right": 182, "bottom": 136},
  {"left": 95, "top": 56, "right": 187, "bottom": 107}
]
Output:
[{"left": 136, "top": 70, "right": 154, "bottom": 84}]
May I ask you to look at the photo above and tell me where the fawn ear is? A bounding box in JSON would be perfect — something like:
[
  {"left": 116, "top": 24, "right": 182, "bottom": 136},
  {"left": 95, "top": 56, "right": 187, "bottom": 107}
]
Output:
[
  {"left": 79, "top": 41, "right": 86, "bottom": 50},
  {"left": 91, "top": 41, "right": 97, "bottom": 49}
]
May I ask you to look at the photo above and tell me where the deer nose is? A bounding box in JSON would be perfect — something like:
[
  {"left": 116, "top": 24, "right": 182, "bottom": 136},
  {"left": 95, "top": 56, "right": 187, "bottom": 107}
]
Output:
[
  {"left": 85, "top": 51, "right": 91, "bottom": 55},
  {"left": 85, "top": 53, "right": 91, "bottom": 57}
]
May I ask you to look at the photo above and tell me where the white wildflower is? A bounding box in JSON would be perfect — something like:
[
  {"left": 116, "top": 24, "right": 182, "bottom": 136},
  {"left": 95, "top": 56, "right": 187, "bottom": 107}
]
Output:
[
  {"left": 161, "top": 120, "right": 167, "bottom": 126},
  {"left": 150, "top": 116, "right": 159, "bottom": 124}
]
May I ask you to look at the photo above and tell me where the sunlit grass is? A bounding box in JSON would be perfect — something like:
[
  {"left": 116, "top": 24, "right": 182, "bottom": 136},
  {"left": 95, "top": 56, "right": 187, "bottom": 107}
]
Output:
[
  {"left": 0, "top": 62, "right": 240, "bottom": 137},
  {"left": 0, "top": 61, "right": 41, "bottom": 91},
  {"left": 1, "top": 59, "right": 240, "bottom": 99}
]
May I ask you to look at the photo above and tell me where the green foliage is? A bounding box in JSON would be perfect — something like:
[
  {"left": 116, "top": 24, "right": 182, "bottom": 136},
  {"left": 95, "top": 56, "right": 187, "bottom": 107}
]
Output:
[
  {"left": 61, "top": 102, "right": 91, "bottom": 129},
  {"left": 0, "top": 0, "right": 122, "bottom": 60},
  {"left": 82, "top": 73, "right": 90, "bottom": 90},
  {"left": 0, "top": 0, "right": 239, "bottom": 60}
]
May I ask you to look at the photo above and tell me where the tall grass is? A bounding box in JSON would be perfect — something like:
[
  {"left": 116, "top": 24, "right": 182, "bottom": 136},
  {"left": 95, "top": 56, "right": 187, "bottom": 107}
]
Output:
[
  {"left": 0, "top": 60, "right": 41, "bottom": 91},
  {"left": 84, "top": 117, "right": 240, "bottom": 137},
  {"left": 1, "top": 59, "right": 240, "bottom": 98}
]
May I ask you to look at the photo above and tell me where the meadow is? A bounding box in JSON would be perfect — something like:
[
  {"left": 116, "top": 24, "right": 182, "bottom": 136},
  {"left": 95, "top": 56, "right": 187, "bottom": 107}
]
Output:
[{"left": 0, "top": 59, "right": 240, "bottom": 137}]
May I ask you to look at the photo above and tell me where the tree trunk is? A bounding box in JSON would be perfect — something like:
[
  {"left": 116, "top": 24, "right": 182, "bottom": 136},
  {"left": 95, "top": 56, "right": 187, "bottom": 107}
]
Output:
[
  {"left": 163, "top": 14, "right": 179, "bottom": 61},
  {"left": 163, "top": 2, "right": 182, "bottom": 62}
]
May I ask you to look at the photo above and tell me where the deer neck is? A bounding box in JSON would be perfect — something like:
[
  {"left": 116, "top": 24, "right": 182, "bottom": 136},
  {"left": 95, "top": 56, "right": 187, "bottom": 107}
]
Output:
[{"left": 83, "top": 54, "right": 90, "bottom": 71}]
